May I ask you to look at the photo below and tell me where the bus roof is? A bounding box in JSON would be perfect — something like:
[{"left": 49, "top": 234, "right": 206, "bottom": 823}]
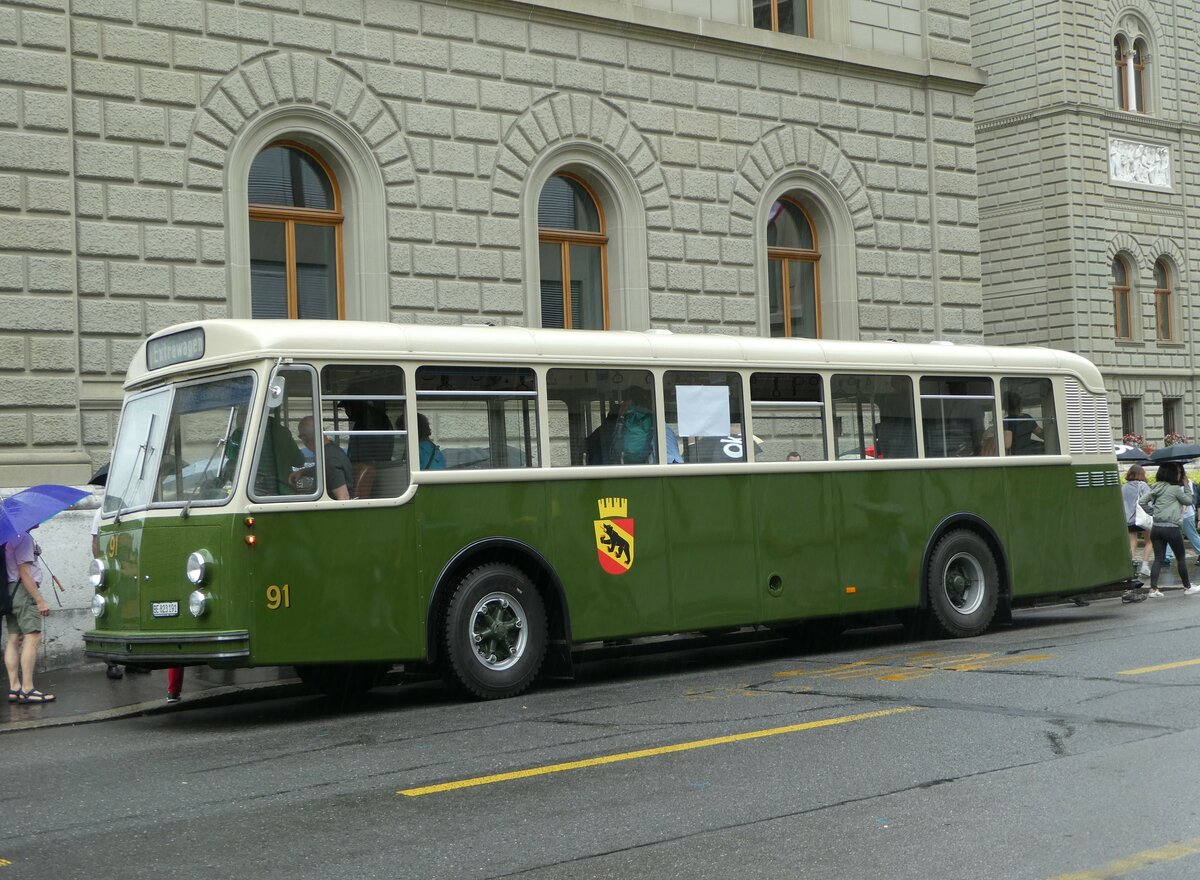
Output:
[{"left": 127, "top": 320, "right": 1108, "bottom": 393}]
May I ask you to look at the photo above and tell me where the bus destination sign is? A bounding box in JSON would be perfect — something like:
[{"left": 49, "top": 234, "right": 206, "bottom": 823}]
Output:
[{"left": 147, "top": 327, "right": 205, "bottom": 371}]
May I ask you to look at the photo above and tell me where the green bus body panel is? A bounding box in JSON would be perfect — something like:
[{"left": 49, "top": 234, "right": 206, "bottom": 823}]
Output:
[
  {"left": 85, "top": 463, "right": 1131, "bottom": 668},
  {"left": 246, "top": 506, "right": 419, "bottom": 665}
]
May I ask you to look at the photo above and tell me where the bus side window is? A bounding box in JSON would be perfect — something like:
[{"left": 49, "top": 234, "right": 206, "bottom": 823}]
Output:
[
  {"left": 750, "top": 372, "right": 826, "bottom": 461},
  {"left": 250, "top": 366, "right": 317, "bottom": 501},
  {"left": 547, "top": 369, "right": 656, "bottom": 466},
  {"left": 415, "top": 366, "right": 540, "bottom": 470},
  {"left": 1001, "top": 377, "right": 1056, "bottom": 455},
  {"left": 319, "top": 364, "right": 408, "bottom": 499},
  {"left": 664, "top": 370, "right": 746, "bottom": 464},
  {"left": 831, "top": 374, "right": 916, "bottom": 460},
  {"left": 920, "top": 376, "right": 997, "bottom": 459}
]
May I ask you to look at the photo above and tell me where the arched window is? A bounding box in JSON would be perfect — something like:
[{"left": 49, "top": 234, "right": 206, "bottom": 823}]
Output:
[
  {"left": 1112, "top": 256, "right": 1132, "bottom": 340},
  {"left": 248, "top": 142, "right": 344, "bottom": 320},
  {"left": 1114, "top": 28, "right": 1150, "bottom": 113},
  {"left": 538, "top": 174, "right": 608, "bottom": 330},
  {"left": 753, "top": 0, "right": 811, "bottom": 37},
  {"left": 1154, "top": 259, "right": 1172, "bottom": 341},
  {"left": 767, "top": 198, "right": 821, "bottom": 338}
]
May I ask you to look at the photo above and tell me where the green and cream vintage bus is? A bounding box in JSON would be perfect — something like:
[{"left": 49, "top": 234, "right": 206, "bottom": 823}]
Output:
[{"left": 85, "top": 320, "right": 1131, "bottom": 699}]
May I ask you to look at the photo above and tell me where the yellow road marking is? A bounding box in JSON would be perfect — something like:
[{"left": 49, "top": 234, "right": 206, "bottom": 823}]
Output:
[
  {"left": 776, "top": 651, "right": 1053, "bottom": 683},
  {"left": 398, "top": 705, "right": 921, "bottom": 797},
  {"left": 1046, "top": 835, "right": 1200, "bottom": 879},
  {"left": 1118, "top": 658, "right": 1200, "bottom": 676}
]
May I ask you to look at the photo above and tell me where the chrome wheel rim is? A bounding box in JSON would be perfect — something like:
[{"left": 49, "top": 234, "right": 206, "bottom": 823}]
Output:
[
  {"left": 469, "top": 591, "right": 528, "bottom": 671},
  {"left": 942, "top": 552, "right": 985, "bottom": 615}
]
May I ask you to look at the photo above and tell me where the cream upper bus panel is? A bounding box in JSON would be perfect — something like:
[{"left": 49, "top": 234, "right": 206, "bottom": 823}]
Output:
[{"left": 128, "top": 320, "right": 1107, "bottom": 393}]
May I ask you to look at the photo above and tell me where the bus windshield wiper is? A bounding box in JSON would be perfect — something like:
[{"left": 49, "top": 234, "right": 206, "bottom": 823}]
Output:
[
  {"left": 114, "top": 413, "right": 157, "bottom": 526},
  {"left": 181, "top": 408, "right": 237, "bottom": 519}
]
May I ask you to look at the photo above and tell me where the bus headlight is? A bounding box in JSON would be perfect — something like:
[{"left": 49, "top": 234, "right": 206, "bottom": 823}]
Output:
[
  {"left": 188, "top": 589, "right": 210, "bottom": 618},
  {"left": 185, "top": 551, "right": 212, "bottom": 586},
  {"left": 91, "top": 593, "right": 107, "bottom": 619},
  {"left": 89, "top": 557, "right": 108, "bottom": 589}
]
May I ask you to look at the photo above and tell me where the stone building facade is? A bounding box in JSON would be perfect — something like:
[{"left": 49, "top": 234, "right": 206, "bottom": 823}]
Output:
[
  {"left": 972, "top": 0, "right": 1200, "bottom": 447},
  {"left": 0, "top": 0, "right": 983, "bottom": 494}
]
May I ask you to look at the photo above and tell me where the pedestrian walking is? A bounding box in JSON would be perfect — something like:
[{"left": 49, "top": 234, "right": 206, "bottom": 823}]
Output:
[
  {"left": 1139, "top": 463, "right": 1200, "bottom": 598},
  {"left": 4, "top": 529, "right": 56, "bottom": 703},
  {"left": 1123, "top": 464, "right": 1154, "bottom": 578}
]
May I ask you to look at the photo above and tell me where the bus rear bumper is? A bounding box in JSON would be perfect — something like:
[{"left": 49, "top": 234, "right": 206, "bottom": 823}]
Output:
[{"left": 84, "top": 630, "right": 250, "bottom": 664}]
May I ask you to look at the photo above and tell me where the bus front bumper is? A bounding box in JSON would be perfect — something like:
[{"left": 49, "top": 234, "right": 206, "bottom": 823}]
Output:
[{"left": 84, "top": 630, "right": 250, "bottom": 664}]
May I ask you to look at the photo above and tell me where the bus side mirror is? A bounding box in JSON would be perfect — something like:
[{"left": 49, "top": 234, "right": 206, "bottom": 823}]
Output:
[{"left": 267, "top": 377, "right": 287, "bottom": 409}]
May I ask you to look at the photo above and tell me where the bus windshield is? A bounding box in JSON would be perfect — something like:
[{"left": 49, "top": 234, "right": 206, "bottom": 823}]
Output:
[{"left": 103, "top": 375, "right": 254, "bottom": 516}]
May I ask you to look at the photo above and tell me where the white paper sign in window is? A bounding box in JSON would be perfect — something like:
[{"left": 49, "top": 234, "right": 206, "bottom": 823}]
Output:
[{"left": 677, "top": 386, "right": 731, "bottom": 436}]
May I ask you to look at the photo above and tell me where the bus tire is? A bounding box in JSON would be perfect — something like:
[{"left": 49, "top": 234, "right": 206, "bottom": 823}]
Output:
[
  {"left": 925, "top": 529, "right": 999, "bottom": 638},
  {"left": 441, "top": 562, "right": 547, "bottom": 700}
]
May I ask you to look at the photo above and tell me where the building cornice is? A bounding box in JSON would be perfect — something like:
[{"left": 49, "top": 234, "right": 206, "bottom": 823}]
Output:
[
  {"left": 977, "top": 102, "right": 1196, "bottom": 136},
  {"left": 462, "top": 0, "right": 985, "bottom": 93}
]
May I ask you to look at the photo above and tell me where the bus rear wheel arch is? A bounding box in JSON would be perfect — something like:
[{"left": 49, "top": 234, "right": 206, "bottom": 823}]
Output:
[
  {"left": 441, "top": 562, "right": 547, "bottom": 700},
  {"left": 924, "top": 528, "right": 999, "bottom": 638}
]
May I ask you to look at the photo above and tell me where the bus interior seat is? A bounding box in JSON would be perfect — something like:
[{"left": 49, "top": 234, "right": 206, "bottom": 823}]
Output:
[
  {"left": 874, "top": 417, "right": 917, "bottom": 459},
  {"left": 371, "top": 460, "right": 410, "bottom": 496},
  {"left": 352, "top": 463, "right": 376, "bottom": 498}
]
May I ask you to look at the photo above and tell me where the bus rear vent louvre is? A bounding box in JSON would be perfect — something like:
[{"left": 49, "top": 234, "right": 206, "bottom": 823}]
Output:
[
  {"left": 1065, "top": 379, "right": 1113, "bottom": 455},
  {"left": 1075, "top": 469, "right": 1120, "bottom": 488}
]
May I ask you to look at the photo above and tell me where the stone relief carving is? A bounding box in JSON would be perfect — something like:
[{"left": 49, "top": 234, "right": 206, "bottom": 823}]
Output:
[{"left": 1109, "top": 139, "right": 1170, "bottom": 188}]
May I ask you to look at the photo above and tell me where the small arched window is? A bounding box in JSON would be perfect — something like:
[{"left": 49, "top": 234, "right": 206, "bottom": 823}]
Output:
[
  {"left": 1113, "top": 256, "right": 1132, "bottom": 340},
  {"left": 1114, "top": 33, "right": 1149, "bottom": 113},
  {"left": 1154, "top": 259, "right": 1172, "bottom": 341},
  {"left": 767, "top": 198, "right": 821, "bottom": 338},
  {"left": 248, "top": 142, "right": 344, "bottom": 320},
  {"left": 538, "top": 174, "right": 608, "bottom": 330}
]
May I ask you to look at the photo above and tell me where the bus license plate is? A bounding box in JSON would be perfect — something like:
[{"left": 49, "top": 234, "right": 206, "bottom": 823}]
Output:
[{"left": 151, "top": 601, "right": 179, "bottom": 618}]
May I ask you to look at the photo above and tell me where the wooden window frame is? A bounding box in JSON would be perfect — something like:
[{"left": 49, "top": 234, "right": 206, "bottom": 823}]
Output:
[
  {"left": 768, "top": 197, "right": 822, "bottom": 338},
  {"left": 1112, "top": 257, "right": 1132, "bottom": 340},
  {"left": 248, "top": 140, "right": 346, "bottom": 320},
  {"left": 1154, "top": 259, "right": 1172, "bottom": 341},
  {"left": 757, "top": 0, "right": 813, "bottom": 37},
  {"left": 1114, "top": 37, "right": 1129, "bottom": 111},
  {"left": 1114, "top": 35, "right": 1149, "bottom": 113},
  {"left": 538, "top": 173, "right": 610, "bottom": 330},
  {"left": 1121, "top": 398, "right": 1138, "bottom": 437}
]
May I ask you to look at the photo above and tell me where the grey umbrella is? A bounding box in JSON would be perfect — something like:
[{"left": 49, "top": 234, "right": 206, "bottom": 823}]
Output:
[
  {"left": 1148, "top": 443, "right": 1200, "bottom": 463},
  {"left": 1116, "top": 446, "right": 1150, "bottom": 462}
]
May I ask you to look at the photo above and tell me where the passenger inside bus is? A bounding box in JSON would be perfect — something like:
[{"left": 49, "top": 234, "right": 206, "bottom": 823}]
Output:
[
  {"left": 417, "top": 413, "right": 446, "bottom": 470},
  {"left": 1003, "top": 391, "right": 1044, "bottom": 455},
  {"left": 292, "top": 416, "right": 352, "bottom": 500}
]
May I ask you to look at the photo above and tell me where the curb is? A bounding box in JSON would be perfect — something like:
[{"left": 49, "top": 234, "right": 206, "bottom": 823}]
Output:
[{"left": 0, "top": 678, "right": 304, "bottom": 734}]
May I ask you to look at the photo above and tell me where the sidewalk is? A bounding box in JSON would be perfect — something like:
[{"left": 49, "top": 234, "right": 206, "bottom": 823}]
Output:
[{"left": 0, "top": 663, "right": 301, "bottom": 732}]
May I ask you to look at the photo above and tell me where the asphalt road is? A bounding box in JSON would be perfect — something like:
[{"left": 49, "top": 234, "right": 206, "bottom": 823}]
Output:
[{"left": 7, "top": 590, "right": 1200, "bottom": 880}]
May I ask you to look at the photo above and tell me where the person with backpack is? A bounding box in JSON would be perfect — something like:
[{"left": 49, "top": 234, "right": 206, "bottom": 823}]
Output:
[
  {"left": 4, "top": 528, "right": 55, "bottom": 703},
  {"left": 617, "top": 386, "right": 656, "bottom": 464}
]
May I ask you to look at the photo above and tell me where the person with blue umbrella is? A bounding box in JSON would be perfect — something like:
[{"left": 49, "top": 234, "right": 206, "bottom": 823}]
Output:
[{"left": 2, "top": 484, "right": 88, "bottom": 704}]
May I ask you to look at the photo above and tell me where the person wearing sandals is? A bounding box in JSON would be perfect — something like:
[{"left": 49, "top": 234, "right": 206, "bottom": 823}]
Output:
[{"left": 4, "top": 528, "right": 55, "bottom": 704}]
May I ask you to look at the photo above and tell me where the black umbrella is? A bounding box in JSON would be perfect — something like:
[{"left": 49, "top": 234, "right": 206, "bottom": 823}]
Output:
[
  {"left": 1148, "top": 443, "right": 1200, "bottom": 463},
  {"left": 88, "top": 462, "right": 109, "bottom": 486},
  {"left": 1116, "top": 446, "right": 1150, "bottom": 462}
]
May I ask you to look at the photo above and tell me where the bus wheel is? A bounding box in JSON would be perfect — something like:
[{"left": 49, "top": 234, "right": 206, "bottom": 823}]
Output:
[
  {"left": 925, "top": 530, "right": 999, "bottom": 638},
  {"left": 442, "top": 563, "right": 547, "bottom": 700},
  {"left": 295, "top": 663, "right": 387, "bottom": 704}
]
